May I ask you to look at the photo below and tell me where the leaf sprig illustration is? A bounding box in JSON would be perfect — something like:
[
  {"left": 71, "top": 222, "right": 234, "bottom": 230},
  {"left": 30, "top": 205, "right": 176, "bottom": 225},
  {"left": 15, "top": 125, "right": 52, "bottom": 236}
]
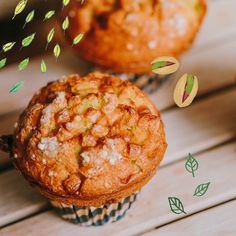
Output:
[
  {"left": 40, "top": 59, "right": 47, "bottom": 73},
  {"left": 9, "top": 81, "right": 24, "bottom": 93},
  {"left": 185, "top": 153, "right": 199, "bottom": 177},
  {"left": 62, "top": 16, "right": 69, "bottom": 33},
  {"left": 12, "top": 0, "right": 28, "bottom": 19},
  {"left": 23, "top": 10, "right": 35, "bottom": 28},
  {"left": 44, "top": 10, "right": 55, "bottom": 21},
  {"left": 18, "top": 58, "right": 29, "bottom": 71},
  {"left": 62, "top": 0, "right": 70, "bottom": 8},
  {"left": 53, "top": 44, "right": 61, "bottom": 60},
  {"left": 194, "top": 182, "right": 210, "bottom": 196},
  {"left": 21, "top": 33, "right": 36, "bottom": 49},
  {"left": 0, "top": 58, "right": 7, "bottom": 69},
  {"left": 3, "top": 0, "right": 85, "bottom": 75},
  {"left": 72, "top": 33, "right": 84, "bottom": 45},
  {"left": 45, "top": 28, "right": 55, "bottom": 50},
  {"left": 2, "top": 42, "right": 16, "bottom": 52},
  {"left": 168, "top": 197, "right": 186, "bottom": 215}
]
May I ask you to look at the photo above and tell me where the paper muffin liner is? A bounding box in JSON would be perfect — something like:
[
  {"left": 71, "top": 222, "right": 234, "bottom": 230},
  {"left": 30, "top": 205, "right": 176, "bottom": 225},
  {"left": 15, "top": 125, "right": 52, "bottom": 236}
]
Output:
[
  {"left": 116, "top": 73, "right": 170, "bottom": 94},
  {"left": 50, "top": 192, "right": 138, "bottom": 226},
  {"left": 90, "top": 67, "right": 170, "bottom": 94}
]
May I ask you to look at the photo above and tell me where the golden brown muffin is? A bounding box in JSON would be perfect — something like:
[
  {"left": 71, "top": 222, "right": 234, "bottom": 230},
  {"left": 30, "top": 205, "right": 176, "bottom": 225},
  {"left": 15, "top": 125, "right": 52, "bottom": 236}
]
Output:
[
  {"left": 12, "top": 72, "right": 167, "bottom": 206},
  {"left": 62, "top": 0, "right": 206, "bottom": 74}
]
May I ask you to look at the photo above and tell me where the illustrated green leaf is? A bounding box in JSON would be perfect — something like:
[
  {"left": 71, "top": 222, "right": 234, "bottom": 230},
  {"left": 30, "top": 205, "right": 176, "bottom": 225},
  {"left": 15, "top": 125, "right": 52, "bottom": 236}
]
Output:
[
  {"left": 2, "top": 42, "right": 16, "bottom": 52},
  {"left": 72, "top": 33, "right": 84, "bottom": 45},
  {"left": 62, "top": 16, "right": 69, "bottom": 32},
  {"left": 0, "top": 58, "right": 7, "bottom": 69},
  {"left": 44, "top": 10, "right": 55, "bottom": 21},
  {"left": 23, "top": 10, "right": 35, "bottom": 28},
  {"left": 9, "top": 81, "right": 24, "bottom": 93},
  {"left": 21, "top": 33, "right": 35, "bottom": 48},
  {"left": 40, "top": 59, "right": 47, "bottom": 73},
  {"left": 185, "top": 153, "right": 199, "bottom": 177},
  {"left": 45, "top": 28, "right": 55, "bottom": 50},
  {"left": 47, "top": 28, "right": 55, "bottom": 43},
  {"left": 194, "top": 182, "right": 210, "bottom": 197},
  {"left": 62, "top": 0, "right": 70, "bottom": 7},
  {"left": 18, "top": 58, "right": 29, "bottom": 71},
  {"left": 53, "top": 44, "right": 61, "bottom": 60},
  {"left": 12, "top": 0, "right": 28, "bottom": 19},
  {"left": 168, "top": 197, "right": 186, "bottom": 215}
]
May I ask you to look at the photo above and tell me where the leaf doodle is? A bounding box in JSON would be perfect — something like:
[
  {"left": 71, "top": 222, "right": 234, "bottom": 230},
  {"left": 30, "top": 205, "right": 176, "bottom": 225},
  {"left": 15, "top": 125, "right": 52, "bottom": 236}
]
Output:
[
  {"left": 185, "top": 153, "right": 199, "bottom": 177},
  {"left": 62, "top": 16, "right": 69, "bottom": 32},
  {"left": 53, "top": 44, "right": 61, "bottom": 60},
  {"left": 9, "top": 81, "right": 24, "bottom": 93},
  {"left": 168, "top": 197, "right": 186, "bottom": 215},
  {"left": 0, "top": 58, "right": 7, "bottom": 69},
  {"left": 21, "top": 33, "right": 36, "bottom": 48},
  {"left": 72, "top": 33, "right": 84, "bottom": 45},
  {"left": 194, "top": 182, "right": 210, "bottom": 197},
  {"left": 23, "top": 10, "right": 35, "bottom": 28},
  {"left": 62, "top": 0, "right": 70, "bottom": 8},
  {"left": 18, "top": 58, "right": 29, "bottom": 71},
  {"left": 44, "top": 10, "right": 55, "bottom": 21},
  {"left": 40, "top": 59, "right": 47, "bottom": 73},
  {"left": 2, "top": 42, "right": 16, "bottom": 52},
  {"left": 45, "top": 28, "right": 55, "bottom": 50},
  {"left": 12, "top": 0, "right": 28, "bottom": 19}
]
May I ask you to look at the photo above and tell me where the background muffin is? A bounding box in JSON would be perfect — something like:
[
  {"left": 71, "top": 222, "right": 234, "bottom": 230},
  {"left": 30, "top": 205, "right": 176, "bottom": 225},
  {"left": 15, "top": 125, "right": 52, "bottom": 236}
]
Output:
[
  {"left": 62, "top": 0, "right": 206, "bottom": 74},
  {"left": 11, "top": 72, "right": 167, "bottom": 224}
]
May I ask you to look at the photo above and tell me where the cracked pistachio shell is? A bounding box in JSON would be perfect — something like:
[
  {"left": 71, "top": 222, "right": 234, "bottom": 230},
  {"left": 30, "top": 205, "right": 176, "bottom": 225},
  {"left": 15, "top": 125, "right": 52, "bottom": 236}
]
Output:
[
  {"left": 174, "top": 73, "right": 198, "bottom": 108},
  {"left": 151, "top": 56, "right": 179, "bottom": 75}
]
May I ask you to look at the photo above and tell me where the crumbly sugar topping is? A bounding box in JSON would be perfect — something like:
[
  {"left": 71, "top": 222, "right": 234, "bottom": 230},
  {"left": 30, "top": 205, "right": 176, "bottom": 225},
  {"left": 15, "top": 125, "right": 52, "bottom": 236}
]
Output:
[
  {"left": 38, "top": 137, "right": 59, "bottom": 157},
  {"left": 40, "top": 105, "right": 53, "bottom": 126},
  {"left": 15, "top": 73, "right": 166, "bottom": 197}
]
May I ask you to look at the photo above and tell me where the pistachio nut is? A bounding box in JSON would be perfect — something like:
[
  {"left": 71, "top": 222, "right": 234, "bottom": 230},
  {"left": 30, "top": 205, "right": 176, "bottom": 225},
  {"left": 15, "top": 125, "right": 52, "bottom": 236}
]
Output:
[
  {"left": 151, "top": 56, "right": 180, "bottom": 75},
  {"left": 174, "top": 73, "right": 198, "bottom": 107}
]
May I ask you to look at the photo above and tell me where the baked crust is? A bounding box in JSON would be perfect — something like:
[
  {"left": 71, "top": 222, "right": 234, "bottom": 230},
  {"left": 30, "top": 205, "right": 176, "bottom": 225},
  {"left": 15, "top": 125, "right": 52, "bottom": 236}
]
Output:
[
  {"left": 61, "top": 0, "right": 207, "bottom": 73},
  {"left": 13, "top": 72, "right": 167, "bottom": 206}
]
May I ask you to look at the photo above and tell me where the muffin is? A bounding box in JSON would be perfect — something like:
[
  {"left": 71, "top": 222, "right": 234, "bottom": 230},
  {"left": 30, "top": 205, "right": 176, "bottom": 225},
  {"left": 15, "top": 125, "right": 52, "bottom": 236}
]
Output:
[
  {"left": 61, "top": 0, "right": 206, "bottom": 92},
  {"left": 0, "top": 72, "right": 167, "bottom": 225}
]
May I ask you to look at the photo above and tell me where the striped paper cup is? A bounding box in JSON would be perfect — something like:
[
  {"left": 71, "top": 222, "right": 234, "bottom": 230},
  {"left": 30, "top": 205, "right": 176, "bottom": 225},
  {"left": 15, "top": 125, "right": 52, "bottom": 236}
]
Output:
[{"left": 50, "top": 192, "right": 138, "bottom": 226}]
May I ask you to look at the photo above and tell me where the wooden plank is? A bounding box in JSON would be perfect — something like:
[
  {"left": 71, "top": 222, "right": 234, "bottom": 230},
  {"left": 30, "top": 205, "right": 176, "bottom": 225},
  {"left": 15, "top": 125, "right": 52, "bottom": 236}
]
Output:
[
  {"left": 194, "top": 0, "right": 236, "bottom": 48},
  {"left": 0, "top": 1, "right": 236, "bottom": 114},
  {"left": 143, "top": 200, "right": 236, "bottom": 236},
  {"left": 0, "top": 169, "right": 48, "bottom": 228},
  {"left": 0, "top": 87, "right": 235, "bottom": 170},
  {"left": 0, "top": 36, "right": 235, "bottom": 117},
  {"left": 1, "top": 141, "right": 236, "bottom": 235},
  {"left": 162, "top": 89, "right": 236, "bottom": 165}
]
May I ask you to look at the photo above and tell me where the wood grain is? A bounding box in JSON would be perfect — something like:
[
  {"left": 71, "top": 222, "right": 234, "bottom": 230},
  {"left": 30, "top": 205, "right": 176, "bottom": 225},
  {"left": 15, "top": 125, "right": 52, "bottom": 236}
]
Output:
[
  {"left": 0, "top": 1, "right": 236, "bottom": 235},
  {"left": 1, "top": 88, "right": 235, "bottom": 168},
  {"left": 194, "top": 0, "right": 236, "bottom": 48},
  {"left": 1, "top": 141, "right": 236, "bottom": 235},
  {"left": 0, "top": 169, "right": 48, "bottom": 228},
  {"left": 162, "top": 89, "right": 236, "bottom": 165},
  {"left": 0, "top": 0, "right": 236, "bottom": 114},
  {"left": 143, "top": 200, "right": 236, "bottom": 236}
]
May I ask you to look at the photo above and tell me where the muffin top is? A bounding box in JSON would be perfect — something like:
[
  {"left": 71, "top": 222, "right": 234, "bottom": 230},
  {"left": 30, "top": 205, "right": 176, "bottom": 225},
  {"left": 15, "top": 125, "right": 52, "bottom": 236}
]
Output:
[
  {"left": 13, "top": 72, "right": 166, "bottom": 206},
  {"left": 62, "top": 0, "right": 206, "bottom": 73}
]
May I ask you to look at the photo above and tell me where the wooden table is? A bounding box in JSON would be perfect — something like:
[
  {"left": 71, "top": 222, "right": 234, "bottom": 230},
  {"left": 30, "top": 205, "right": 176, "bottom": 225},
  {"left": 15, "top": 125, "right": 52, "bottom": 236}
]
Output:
[{"left": 0, "top": 0, "right": 236, "bottom": 235}]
